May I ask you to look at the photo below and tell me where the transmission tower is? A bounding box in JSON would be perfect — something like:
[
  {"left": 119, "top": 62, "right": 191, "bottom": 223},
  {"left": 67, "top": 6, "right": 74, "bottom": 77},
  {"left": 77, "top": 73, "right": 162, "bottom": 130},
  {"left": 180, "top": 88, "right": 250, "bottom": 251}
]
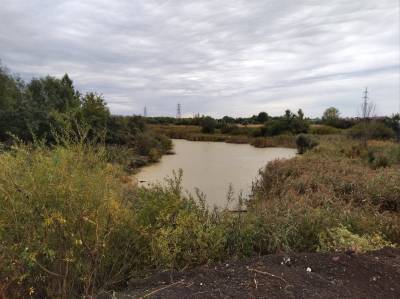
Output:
[
  {"left": 176, "top": 103, "right": 181, "bottom": 118},
  {"left": 144, "top": 106, "right": 147, "bottom": 117},
  {"left": 363, "top": 87, "right": 368, "bottom": 102},
  {"left": 362, "top": 87, "right": 368, "bottom": 118}
]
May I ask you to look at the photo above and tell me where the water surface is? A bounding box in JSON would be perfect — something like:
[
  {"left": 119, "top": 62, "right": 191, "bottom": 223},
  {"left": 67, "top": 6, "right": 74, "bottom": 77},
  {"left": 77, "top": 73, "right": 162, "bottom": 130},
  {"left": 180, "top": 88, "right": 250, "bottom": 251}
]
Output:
[{"left": 137, "top": 139, "right": 296, "bottom": 207}]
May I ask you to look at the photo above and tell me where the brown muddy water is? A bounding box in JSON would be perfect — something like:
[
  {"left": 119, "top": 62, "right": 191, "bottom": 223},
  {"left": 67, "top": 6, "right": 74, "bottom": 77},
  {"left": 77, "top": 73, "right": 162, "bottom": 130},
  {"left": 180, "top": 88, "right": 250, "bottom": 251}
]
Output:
[{"left": 136, "top": 139, "right": 296, "bottom": 208}]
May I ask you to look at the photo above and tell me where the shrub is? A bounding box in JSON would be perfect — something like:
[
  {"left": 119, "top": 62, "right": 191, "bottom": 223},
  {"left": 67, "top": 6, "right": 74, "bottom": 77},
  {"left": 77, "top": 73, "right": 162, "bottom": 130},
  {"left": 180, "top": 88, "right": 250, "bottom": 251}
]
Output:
[
  {"left": 220, "top": 123, "right": 240, "bottom": 135},
  {"left": 295, "top": 134, "right": 318, "bottom": 154},
  {"left": 135, "top": 132, "right": 171, "bottom": 157},
  {"left": 251, "top": 135, "right": 296, "bottom": 148},
  {"left": 367, "top": 150, "right": 390, "bottom": 169},
  {"left": 318, "top": 225, "right": 393, "bottom": 253},
  {"left": 200, "top": 116, "right": 217, "bottom": 134},
  {"left": 261, "top": 114, "right": 309, "bottom": 136},
  {"left": 347, "top": 122, "right": 395, "bottom": 140},
  {"left": 364, "top": 141, "right": 400, "bottom": 168},
  {"left": 310, "top": 124, "right": 341, "bottom": 135},
  {"left": 0, "top": 143, "right": 143, "bottom": 298},
  {"left": 148, "top": 148, "right": 161, "bottom": 162}
]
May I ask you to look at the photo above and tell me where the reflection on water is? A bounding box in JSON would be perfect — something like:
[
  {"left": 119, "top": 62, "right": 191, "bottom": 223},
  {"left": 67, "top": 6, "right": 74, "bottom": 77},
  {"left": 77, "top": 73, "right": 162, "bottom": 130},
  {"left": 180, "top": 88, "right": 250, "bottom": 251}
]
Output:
[{"left": 136, "top": 139, "right": 296, "bottom": 207}]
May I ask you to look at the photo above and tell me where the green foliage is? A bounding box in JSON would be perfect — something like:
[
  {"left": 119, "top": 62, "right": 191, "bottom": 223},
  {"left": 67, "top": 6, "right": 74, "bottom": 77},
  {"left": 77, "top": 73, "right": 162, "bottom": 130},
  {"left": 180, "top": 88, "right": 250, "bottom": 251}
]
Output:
[
  {"left": 367, "top": 149, "right": 390, "bottom": 169},
  {"left": 321, "top": 107, "right": 356, "bottom": 129},
  {"left": 0, "top": 145, "right": 261, "bottom": 297},
  {"left": 200, "top": 116, "right": 217, "bottom": 134},
  {"left": 80, "top": 92, "right": 110, "bottom": 136},
  {"left": 322, "top": 107, "right": 340, "bottom": 123},
  {"left": 0, "top": 63, "right": 172, "bottom": 171},
  {"left": 135, "top": 132, "right": 171, "bottom": 160},
  {"left": 105, "top": 115, "right": 145, "bottom": 145},
  {"left": 295, "top": 134, "right": 318, "bottom": 154},
  {"left": 310, "top": 124, "right": 341, "bottom": 135},
  {"left": 384, "top": 114, "right": 400, "bottom": 137},
  {"left": 221, "top": 115, "right": 235, "bottom": 124},
  {"left": 220, "top": 123, "right": 241, "bottom": 134},
  {"left": 256, "top": 112, "right": 269, "bottom": 123},
  {"left": 318, "top": 225, "right": 393, "bottom": 253},
  {"left": 347, "top": 121, "right": 395, "bottom": 140},
  {"left": 250, "top": 135, "right": 296, "bottom": 148},
  {"left": 261, "top": 110, "right": 309, "bottom": 136},
  {"left": 0, "top": 142, "right": 141, "bottom": 297}
]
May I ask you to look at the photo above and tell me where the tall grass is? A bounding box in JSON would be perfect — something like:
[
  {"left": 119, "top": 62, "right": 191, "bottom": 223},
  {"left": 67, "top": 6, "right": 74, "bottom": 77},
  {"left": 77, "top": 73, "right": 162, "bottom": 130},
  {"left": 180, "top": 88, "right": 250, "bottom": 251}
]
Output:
[{"left": 251, "top": 138, "right": 400, "bottom": 249}]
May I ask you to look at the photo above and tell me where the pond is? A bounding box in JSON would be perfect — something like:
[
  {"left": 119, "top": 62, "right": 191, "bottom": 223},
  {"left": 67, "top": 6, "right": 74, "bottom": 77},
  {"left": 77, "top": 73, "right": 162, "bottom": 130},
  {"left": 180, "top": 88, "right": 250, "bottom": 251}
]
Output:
[{"left": 136, "top": 139, "right": 297, "bottom": 208}]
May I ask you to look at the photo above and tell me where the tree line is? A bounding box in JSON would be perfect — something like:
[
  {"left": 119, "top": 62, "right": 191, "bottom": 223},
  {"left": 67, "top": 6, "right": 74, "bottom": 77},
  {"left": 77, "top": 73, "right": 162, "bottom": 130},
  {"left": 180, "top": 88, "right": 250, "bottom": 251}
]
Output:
[
  {"left": 1, "top": 62, "right": 398, "bottom": 144},
  {"left": 0, "top": 64, "right": 154, "bottom": 146},
  {"left": 146, "top": 106, "right": 399, "bottom": 140}
]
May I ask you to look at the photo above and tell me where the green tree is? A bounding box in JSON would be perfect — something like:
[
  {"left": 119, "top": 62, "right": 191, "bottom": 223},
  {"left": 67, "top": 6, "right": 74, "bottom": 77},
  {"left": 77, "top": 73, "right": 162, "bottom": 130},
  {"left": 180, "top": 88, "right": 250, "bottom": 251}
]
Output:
[
  {"left": 285, "top": 109, "right": 294, "bottom": 121},
  {"left": 222, "top": 116, "right": 235, "bottom": 124},
  {"left": 262, "top": 109, "right": 309, "bottom": 136},
  {"left": 256, "top": 112, "right": 269, "bottom": 123},
  {"left": 322, "top": 107, "right": 340, "bottom": 124},
  {"left": 81, "top": 93, "right": 110, "bottom": 136},
  {"left": 27, "top": 74, "right": 80, "bottom": 112},
  {"left": 22, "top": 74, "right": 82, "bottom": 140},
  {"left": 200, "top": 116, "right": 217, "bottom": 133},
  {"left": 0, "top": 65, "right": 22, "bottom": 110},
  {"left": 0, "top": 66, "right": 25, "bottom": 140}
]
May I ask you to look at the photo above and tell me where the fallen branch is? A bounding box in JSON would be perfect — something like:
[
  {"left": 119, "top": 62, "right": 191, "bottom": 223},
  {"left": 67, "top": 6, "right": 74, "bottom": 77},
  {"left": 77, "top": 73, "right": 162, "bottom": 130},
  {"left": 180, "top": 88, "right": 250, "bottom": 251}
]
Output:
[
  {"left": 140, "top": 280, "right": 184, "bottom": 298},
  {"left": 248, "top": 268, "right": 287, "bottom": 284}
]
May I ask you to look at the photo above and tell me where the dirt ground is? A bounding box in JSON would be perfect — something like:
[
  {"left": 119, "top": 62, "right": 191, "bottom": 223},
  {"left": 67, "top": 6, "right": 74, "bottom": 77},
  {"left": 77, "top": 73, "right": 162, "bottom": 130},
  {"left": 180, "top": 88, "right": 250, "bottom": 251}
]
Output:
[{"left": 114, "top": 247, "right": 400, "bottom": 298}]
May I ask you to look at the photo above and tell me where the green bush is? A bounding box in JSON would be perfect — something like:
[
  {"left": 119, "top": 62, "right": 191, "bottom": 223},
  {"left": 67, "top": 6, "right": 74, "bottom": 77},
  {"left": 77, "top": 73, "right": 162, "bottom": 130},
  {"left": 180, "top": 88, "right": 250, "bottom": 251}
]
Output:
[
  {"left": 200, "top": 116, "right": 217, "bottom": 134},
  {"left": 367, "top": 150, "right": 390, "bottom": 169},
  {"left": 310, "top": 125, "right": 341, "bottom": 135},
  {"left": 318, "top": 225, "right": 393, "bottom": 253},
  {"left": 220, "top": 123, "right": 240, "bottom": 135},
  {"left": 347, "top": 121, "right": 395, "bottom": 140},
  {"left": 296, "top": 134, "right": 318, "bottom": 154},
  {"left": 366, "top": 142, "right": 400, "bottom": 167},
  {"left": 250, "top": 135, "right": 296, "bottom": 148},
  {"left": 135, "top": 132, "right": 171, "bottom": 158}
]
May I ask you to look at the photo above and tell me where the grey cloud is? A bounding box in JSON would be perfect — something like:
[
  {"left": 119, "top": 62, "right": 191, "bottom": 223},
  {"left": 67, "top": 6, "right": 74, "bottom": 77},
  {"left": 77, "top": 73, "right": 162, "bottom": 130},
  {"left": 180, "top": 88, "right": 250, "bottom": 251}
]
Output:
[{"left": 0, "top": 0, "right": 398, "bottom": 117}]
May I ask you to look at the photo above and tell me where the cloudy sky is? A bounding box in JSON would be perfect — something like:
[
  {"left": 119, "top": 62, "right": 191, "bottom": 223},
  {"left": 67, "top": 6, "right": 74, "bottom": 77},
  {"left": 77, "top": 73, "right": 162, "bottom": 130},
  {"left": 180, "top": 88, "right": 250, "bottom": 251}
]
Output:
[{"left": 0, "top": 0, "right": 398, "bottom": 117}]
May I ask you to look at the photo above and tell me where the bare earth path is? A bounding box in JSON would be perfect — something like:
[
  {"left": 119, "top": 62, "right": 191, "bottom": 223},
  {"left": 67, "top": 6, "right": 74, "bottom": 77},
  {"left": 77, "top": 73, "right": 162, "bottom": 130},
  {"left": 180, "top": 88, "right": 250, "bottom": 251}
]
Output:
[{"left": 114, "top": 248, "right": 400, "bottom": 298}]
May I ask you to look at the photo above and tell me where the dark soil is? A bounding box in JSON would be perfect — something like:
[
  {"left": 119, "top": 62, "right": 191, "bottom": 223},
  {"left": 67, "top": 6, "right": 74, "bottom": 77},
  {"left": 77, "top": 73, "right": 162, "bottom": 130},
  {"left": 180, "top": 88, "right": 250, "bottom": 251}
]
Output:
[{"left": 115, "top": 247, "right": 400, "bottom": 298}]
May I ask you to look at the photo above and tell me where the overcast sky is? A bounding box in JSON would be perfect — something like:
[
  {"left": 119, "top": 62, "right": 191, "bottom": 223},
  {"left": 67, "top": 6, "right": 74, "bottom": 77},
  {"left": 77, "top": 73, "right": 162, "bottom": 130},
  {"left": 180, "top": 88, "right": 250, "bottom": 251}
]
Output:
[{"left": 0, "top": 0, "right": 399, "bottom": 117}]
